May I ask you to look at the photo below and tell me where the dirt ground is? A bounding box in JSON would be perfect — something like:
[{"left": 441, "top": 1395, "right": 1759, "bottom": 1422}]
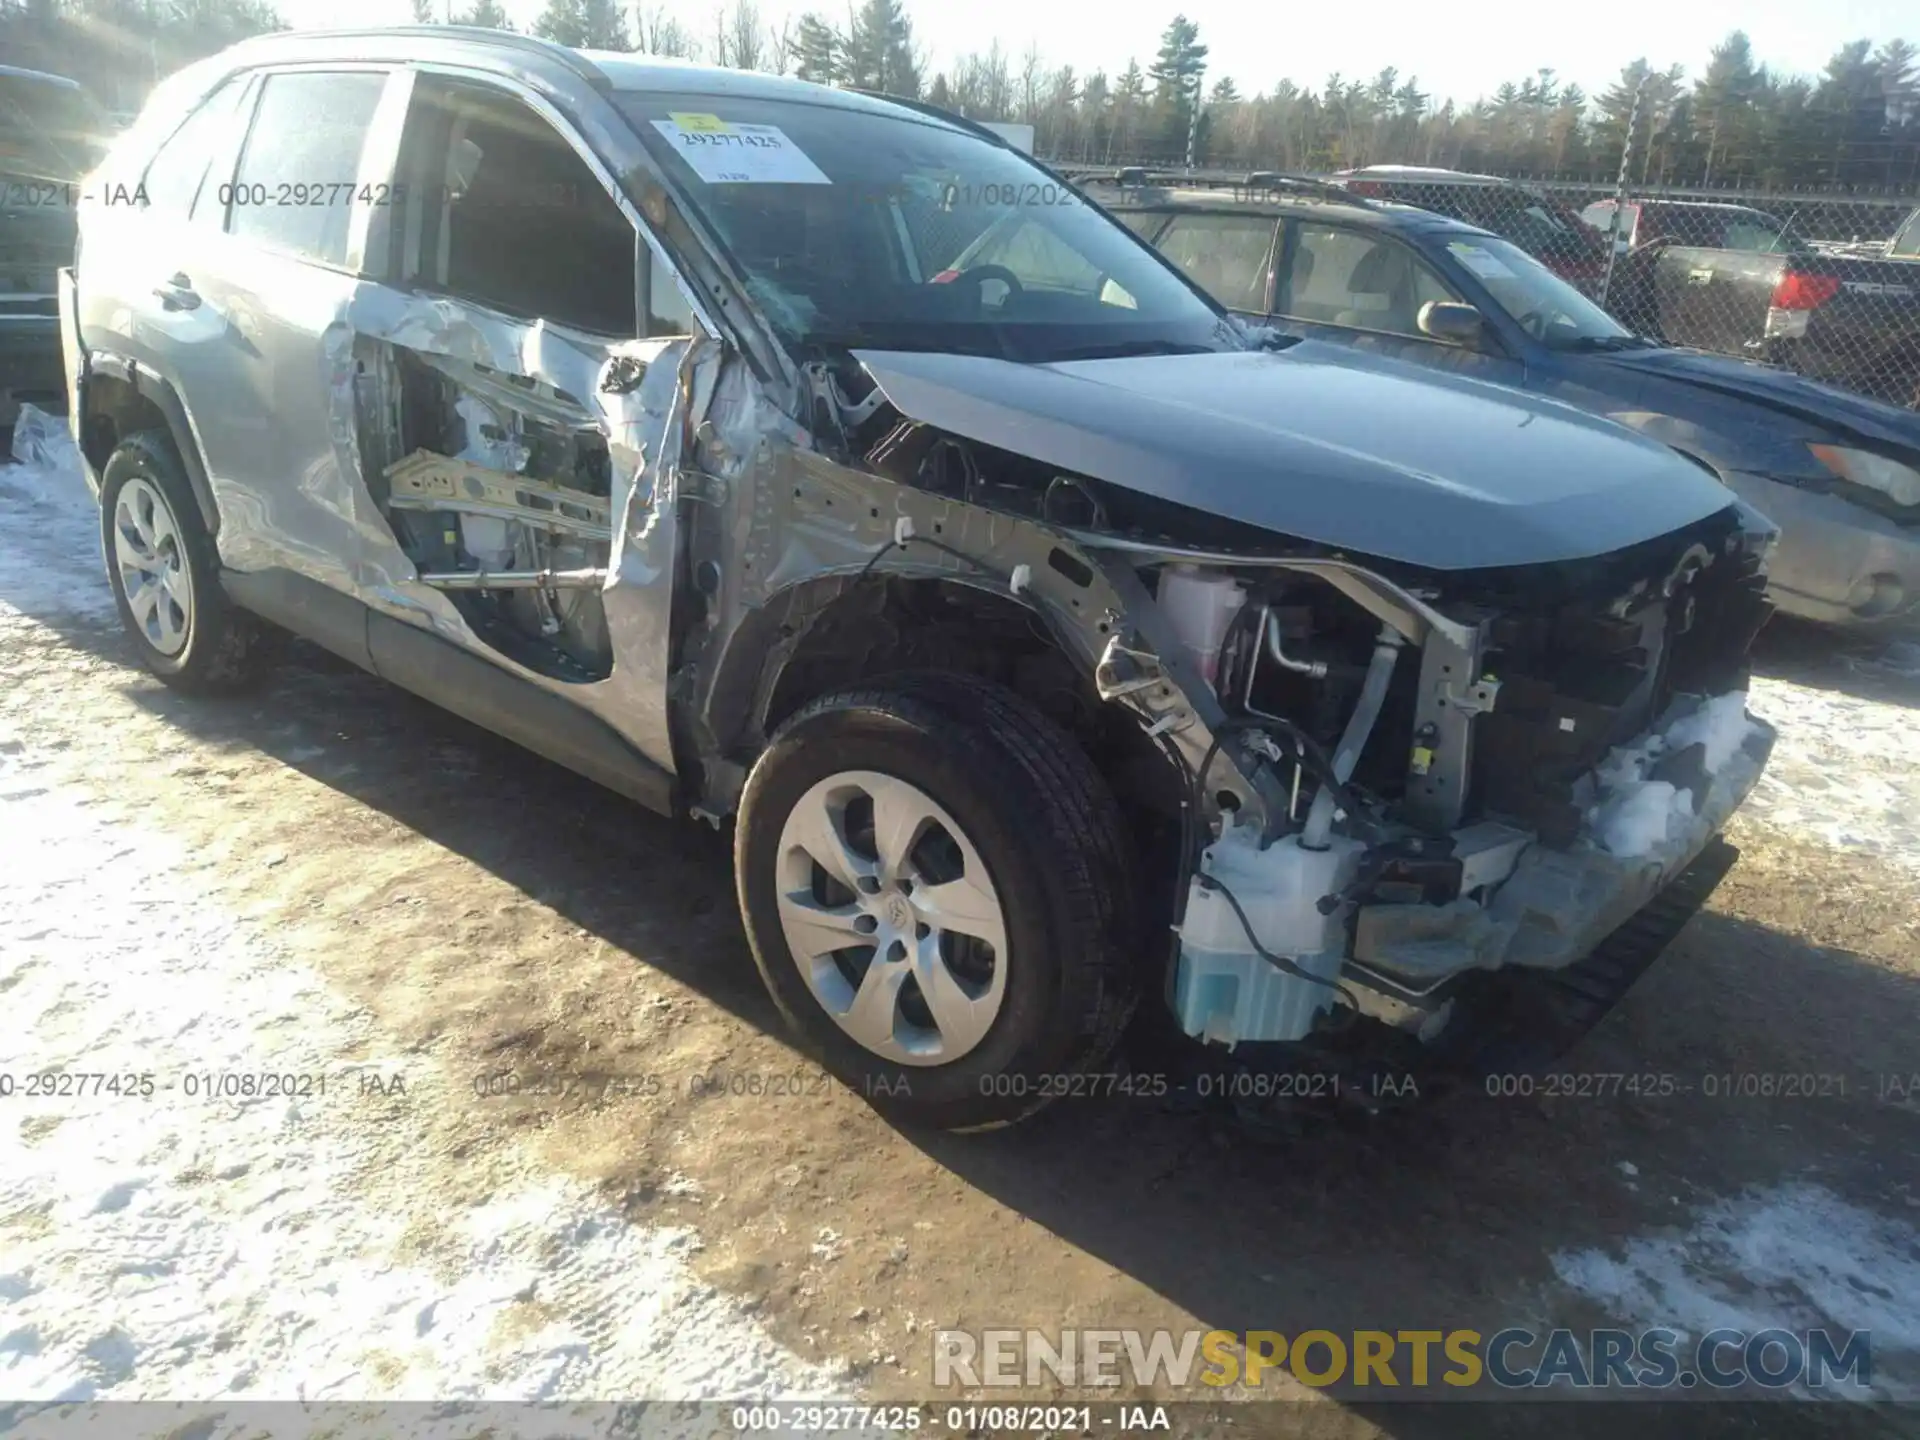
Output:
[{"left": 4, "top": 451, "right": 1919, "bottom": 1439}]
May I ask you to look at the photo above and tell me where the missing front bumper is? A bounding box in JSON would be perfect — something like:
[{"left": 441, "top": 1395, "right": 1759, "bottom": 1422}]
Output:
[{"left": 1356, "top": 699, "right": 1776, "bottom": 994}]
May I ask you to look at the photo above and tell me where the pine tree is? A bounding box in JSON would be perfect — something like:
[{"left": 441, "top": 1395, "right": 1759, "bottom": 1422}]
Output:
[
  {"left": 844, "top": 0, "right": 919, "bottom": 97},
  {"left": 791, "top": 11, "right": 839, "bottom": 82},
  {"left": 1079, "top": 69, "right": 1110, "bottom": 160},
  {"left": 452, "top": 0, "right": 512, "bottom": 27},
  {"left": 1594, "top": 60, "right": 1684, "bottom": 183},
  {"left": 1695, "top": 30, "right": 1760, "bottom": 184},
  {"left": 531, "top": 0, "right": 627, "bottom": 49},
  {"left": 1147, "top": 15, "right": 1207, "bottom": 157},
  {"left": 1111, "top": 59, "right": 1147, "bottom": 160}
]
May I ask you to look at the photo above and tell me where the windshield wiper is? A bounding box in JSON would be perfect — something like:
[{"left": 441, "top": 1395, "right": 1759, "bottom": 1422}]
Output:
[
  {"left": 1561, "top": 334, "right": 1661, "bottom": 352},
  {"left": 1043, "top": 338, "right": 1222, "bottom": 362}
]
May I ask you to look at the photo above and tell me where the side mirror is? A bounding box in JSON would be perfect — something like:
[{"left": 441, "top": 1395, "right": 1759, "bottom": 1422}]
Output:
[{"left": 1418, "top": 300, "right": 1486, "bottom": 344}]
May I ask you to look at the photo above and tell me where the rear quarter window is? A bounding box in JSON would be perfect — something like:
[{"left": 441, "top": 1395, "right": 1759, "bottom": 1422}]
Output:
[
  {"left": 227, "top": 71, "right": 387, "bottom": 268},
  {"left": 1154, "top": 213, "right": 1276, "bottom": 312},
  {"left": 138, "top": 78, "right": 248, "bottom": 221},
  {"left": 1115, "top": 210, "right": 1167, "bottom": 240}
]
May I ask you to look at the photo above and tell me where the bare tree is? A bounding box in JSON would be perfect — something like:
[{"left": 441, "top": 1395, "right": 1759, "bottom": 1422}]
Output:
[
  {"left": 1018, "top": 40, "right": 1044, "bottom": 124},
  {"left": 634, "top": 0, "right": 696, "bottom": 56},
  {"left": 765, "top": 13, "right": 795, "bottom": 74},
  {"left": 727, "top": 0, "right": 765, "bottom": 71}
]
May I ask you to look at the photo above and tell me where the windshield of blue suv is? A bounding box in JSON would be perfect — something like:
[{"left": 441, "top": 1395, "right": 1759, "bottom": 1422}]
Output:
[
  {"left": 617, "top": 92, "right": 1240, "bottom": 362},
  {"left": 1444, "top": 234, "right": 1640, "bottom": 349}
]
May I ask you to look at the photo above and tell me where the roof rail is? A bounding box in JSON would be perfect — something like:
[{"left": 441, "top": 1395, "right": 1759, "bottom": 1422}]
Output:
[
  {"left": 258, "top": 26, "right": 612, "bottom": 90},
  {"left": 842, "top": 88, "right": 1012, "bottom": 147},
  {"left": 1062, "top": 164, "right": 1380, "bottom": 208},
  {"left": 1239, "top": 170, "right": 1377, "bottom": 206}
]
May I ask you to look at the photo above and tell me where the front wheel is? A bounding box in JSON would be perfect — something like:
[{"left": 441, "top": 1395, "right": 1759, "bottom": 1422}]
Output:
[{"left": 736, "top": 673, "right": 1141, "bottom": 1130}]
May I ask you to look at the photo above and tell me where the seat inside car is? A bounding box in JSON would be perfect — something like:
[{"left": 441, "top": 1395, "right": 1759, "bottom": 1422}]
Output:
[{"left": 1334, "top": 244, "right": 1415, "bottom": 332}]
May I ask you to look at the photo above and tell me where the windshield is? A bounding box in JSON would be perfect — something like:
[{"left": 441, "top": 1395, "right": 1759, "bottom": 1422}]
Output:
[
  {"left": 1495, "top": 195, "right": 1605, "bottom": 261},
  {"left": 1443, "top": 234, "right": 1635, "bottom": 348},
  {"left": 616, "top": 92, "right": 1237, "bottom": 362}
]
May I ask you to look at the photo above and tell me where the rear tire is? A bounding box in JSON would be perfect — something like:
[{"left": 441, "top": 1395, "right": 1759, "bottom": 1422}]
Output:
[
  {"left": 99, "top": 430, "right": 267, "bottom": 694},
  {"left": 736, "top": 672, "right": 1141, "bottom": 1130}
]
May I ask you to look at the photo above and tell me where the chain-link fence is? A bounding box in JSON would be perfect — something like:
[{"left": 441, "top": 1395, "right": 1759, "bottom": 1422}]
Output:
[
  {"left": 1062, "top": 160, "right": 1920, "bottom": 411},
  {"left": 1339, "top": 172, "right": 1920, "bottom": 409}
]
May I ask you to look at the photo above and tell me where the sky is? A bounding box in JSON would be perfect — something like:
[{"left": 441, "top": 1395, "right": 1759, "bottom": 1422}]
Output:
[{"left": 273, "top": 0, "right": 1918, "bottom": 108}]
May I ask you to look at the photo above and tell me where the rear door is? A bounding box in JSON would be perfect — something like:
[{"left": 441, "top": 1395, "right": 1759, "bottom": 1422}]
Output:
[
  {"left": 186, "top": 65, "right": 398, "bottom": 582},
  {"left": 73, "top": 73, "right": 253, "bottom": 471}
]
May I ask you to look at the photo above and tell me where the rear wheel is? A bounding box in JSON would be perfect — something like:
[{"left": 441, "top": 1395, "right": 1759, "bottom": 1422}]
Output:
[
  {"left": 99, "top": 430, "right": 267, "bottom": 694},
  {"left": 736, "top": 673, "right": 1141, "bottom": 1130}
]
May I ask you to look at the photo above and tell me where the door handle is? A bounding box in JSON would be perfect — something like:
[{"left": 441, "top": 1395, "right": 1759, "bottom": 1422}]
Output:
[{"left": 154, "top": 275, "right": 201, "bottom": 311}]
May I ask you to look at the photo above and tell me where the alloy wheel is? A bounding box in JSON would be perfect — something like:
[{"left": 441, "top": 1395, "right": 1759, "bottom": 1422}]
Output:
[{"left": 774, "top": 770, "right": 1008, "bottom": 1065}]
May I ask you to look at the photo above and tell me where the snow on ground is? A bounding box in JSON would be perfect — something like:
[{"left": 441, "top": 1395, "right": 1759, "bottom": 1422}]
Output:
[
  {"left": 1552, "top": 1183, "right": 1920, "bottom": 1398},
  {"left": 1745, "top": 672, "right": 1920, "bottom": 871},
  {"left": 5, "top": 421, "right": 1920, "bottom": 1422},
  {"left": 0, "top": 752, "right": 837, "bottom": 1409},
  {"left": 0, "top": 414, "right": 112, "bottom": 625},
  {"left": 0, "top": 437, "right": 841, "bottom": 1419}
]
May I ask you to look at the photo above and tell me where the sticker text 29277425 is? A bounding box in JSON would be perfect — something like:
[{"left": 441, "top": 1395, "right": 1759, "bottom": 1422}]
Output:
[{"left": 650, "top": 117, "right": 832, "bottom": 186}]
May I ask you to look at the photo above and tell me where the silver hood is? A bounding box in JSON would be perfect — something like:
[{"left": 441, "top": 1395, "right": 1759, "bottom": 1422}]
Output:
[{"left": 854, "top": 342, "right": 1739, "bottom": 571}]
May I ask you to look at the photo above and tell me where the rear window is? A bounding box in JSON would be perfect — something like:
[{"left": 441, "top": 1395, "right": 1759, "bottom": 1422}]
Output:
[
  {"left": 139, "top": 78, "right": 248, "bottom": 221},
  {"left": 1720, "top": 213, "right": 1791, "bottom": 253}
]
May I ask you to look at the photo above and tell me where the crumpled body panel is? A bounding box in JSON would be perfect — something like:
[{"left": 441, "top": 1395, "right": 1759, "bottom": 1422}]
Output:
[{"left": 317, "top": 285, "right": 699, "bottom": 776}]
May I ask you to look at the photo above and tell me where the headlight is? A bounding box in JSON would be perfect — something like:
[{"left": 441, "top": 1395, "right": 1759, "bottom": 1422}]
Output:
[{"left": 1808, "top": 445, "right": 1920, "bottom": 507}]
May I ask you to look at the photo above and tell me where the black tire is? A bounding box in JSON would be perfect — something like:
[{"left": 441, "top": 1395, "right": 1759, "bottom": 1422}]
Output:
[
  {"left": 99, "top": 429, "right": 268, "bottom": 694},
  {"left": 736, "top": 672, "right": 1142, "bottom": 1130}
]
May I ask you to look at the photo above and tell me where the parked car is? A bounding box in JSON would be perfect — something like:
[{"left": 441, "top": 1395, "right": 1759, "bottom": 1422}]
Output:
[
  {"left": 1578, "top": 197, "right": 1797, "bottom": 255},
  {"left": 1841, "top": 205, "right": 1920, "bottom": 263},
  {"left": 1578, "top": 195, "right": 1920, "bottom": 410},
  {"left": 1332, "top": 164, "right": 1610, "bottom": 293},
  {"left": 62, "top": 32, "right": 1775, "bottom": 1129},
  {"left": 1098, "top": 173, "right": 1920, "bottom": 636},
  {"left": 1, "top": 64, "right": 111, "bottom": 445}
]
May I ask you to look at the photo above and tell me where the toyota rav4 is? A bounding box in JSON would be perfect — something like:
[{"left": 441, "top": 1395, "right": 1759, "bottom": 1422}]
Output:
[{"left": 60, "top": 30, "right": 1777, "bottom": 1129}]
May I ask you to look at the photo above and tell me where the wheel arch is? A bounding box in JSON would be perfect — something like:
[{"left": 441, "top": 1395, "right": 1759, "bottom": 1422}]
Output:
[
  {"left": 79, "top": 353, "right": 221, "bottom": 537},
  {"left": 693, "top": 570, "right": 1185, "bottom": 839}
]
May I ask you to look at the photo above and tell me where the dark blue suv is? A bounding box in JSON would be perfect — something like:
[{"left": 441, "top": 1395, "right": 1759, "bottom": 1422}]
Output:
[{"left": 1093, "top": 172, "right": 1920, "bottom": 637}]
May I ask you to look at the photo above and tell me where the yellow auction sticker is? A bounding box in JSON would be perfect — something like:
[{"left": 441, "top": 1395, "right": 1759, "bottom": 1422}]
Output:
[{"left": 669, "top": 112, "right": 733, "bottom": 133}]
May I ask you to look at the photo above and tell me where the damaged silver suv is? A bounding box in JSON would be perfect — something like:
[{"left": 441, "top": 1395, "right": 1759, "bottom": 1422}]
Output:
[{"left": 62, "top": 30, "right": 1778, "bottom": 1129}]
